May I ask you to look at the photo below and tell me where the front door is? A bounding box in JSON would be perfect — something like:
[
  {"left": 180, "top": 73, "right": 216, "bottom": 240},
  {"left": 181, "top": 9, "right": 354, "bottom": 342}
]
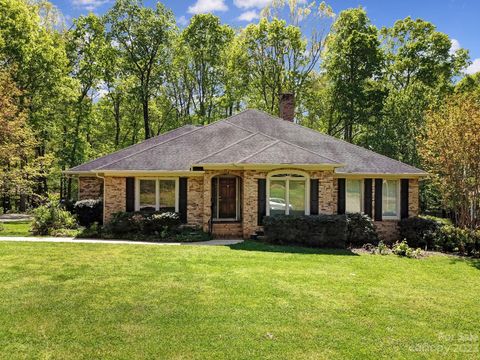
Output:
[{"left": 218, "top": 178, "right": 237, "bottom": 219}]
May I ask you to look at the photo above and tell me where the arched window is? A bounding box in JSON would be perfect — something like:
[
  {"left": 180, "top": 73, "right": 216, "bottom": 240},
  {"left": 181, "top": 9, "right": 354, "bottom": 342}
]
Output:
[{"left": 267, "top": 171, "right": 310, "bottom": 216}]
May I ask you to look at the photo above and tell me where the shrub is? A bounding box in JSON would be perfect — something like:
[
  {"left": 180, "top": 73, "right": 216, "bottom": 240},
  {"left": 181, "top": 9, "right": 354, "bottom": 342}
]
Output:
[
  {"left": 105, "top": 211, "right": 181, "bottom": 237},
  {"left": 399, "top": 217, "right": 440, "bottom": 249},
  {"left": 74, "top": 199, "right": 103, "bottom": 226},
  {"left": 174, "top": 228, "right": 212, "bottom": 242},
  {"left": 346, "top": 213, "right": 378, "bottom": 246},
  {"left": 263, "top": 214, "right": 347, "bottom": 248},
  {"left": 436, "top": 225, "right": 480, "bottom": 256},
  {"left": 32, "top": 195, "right": 77, "bottom": 236},
  {"left": 392, "top": 240, "right": 422, "bottom": 258}
]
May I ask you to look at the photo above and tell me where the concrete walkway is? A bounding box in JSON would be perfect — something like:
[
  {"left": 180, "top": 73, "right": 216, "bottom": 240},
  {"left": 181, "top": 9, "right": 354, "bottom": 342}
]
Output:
[
  {"left": 0, "top": 236, "right": 243, "bottom": 246},
  {"left": 0, "top": 214, "right": 33, "bottom": 222}
]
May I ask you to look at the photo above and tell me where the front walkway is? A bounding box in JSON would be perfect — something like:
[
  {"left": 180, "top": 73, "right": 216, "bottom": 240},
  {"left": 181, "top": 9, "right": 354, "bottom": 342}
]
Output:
[{"left": 0, "top": 237, "right": 243, "bottom": 246}]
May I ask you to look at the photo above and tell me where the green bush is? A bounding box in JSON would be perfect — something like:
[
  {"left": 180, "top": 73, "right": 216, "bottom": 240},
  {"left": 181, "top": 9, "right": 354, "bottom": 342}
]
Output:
[
  {"left": 346, "top": 213, "right": 378, "bottom": 246},
  {"left": 174, "top": 228, "right": 211, "bottom": 242},
  {"left": 263, "top": 215, "right": 347, "bottom": 248},
  {"left": 392, "top": 240, "right": 422, "bottom": 258},
  {"left": 105, "top": 211, "right": 181, "bottom": 237},
  {"left": 399, "top": 217, "right": 440, "bottom": 249},
  {"left": 436, "top": 225, "right": 480, "bottom": 256},
  {"left": 32, "top": 196, "right": 77, "bottom": 236},
  {"left": 74, "top": 199, "right": 103, "bottom": 226}
]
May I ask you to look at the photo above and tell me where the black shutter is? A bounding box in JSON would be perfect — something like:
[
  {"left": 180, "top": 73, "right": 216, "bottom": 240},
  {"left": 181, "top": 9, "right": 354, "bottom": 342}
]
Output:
[
  {"left": 337, "top": 178, "right": 346, "bottom": 215},
  {"left": 374, "top": 179, "right": 383, "bottom": 221},
  {"left": 179, "top": 177, "right": 188, "bottom": 223},
  {"left": 126, "top": 177, "right": 135, "bottom": 212},
  {"left": 364, "top": 179, "right": 373, "bottom": 218},
  {"left": 257, "top": 179, "right": 266, "bottom": 225},
  {"left": 310, "top": 179, "right": 319, "bottom": 215},
  {"left": 401, "top": 179, "right": 409, "bottom": 219}
]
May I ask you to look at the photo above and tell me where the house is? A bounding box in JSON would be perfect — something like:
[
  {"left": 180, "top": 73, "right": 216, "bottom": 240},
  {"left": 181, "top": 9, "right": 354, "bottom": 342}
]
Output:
[{"left": 66, "top": 97, "right": 427, "bottom": 240}]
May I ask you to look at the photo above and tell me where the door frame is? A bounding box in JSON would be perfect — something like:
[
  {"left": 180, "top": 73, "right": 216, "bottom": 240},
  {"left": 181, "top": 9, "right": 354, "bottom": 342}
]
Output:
[{"left": 212, "top": 175, "right": 241, "bottom": 221}]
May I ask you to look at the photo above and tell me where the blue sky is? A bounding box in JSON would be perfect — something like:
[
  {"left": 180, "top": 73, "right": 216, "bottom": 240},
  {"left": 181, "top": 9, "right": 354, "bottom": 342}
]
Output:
[{"left": 57, "top": 0, "right": 480, "bottom": 74}]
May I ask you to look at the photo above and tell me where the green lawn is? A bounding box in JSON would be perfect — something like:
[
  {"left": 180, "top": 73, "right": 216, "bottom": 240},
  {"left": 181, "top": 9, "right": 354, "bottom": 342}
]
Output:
[
  {"left": 0, "top": 221, "right": 32, "bottom": 236},
  {"left": 0, "top": 241, "right": 478, "bottom": 359}
]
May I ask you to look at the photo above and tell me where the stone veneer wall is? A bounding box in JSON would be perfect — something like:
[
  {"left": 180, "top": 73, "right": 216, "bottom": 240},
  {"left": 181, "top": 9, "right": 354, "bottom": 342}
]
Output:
[
  {"left": 78, "top": 176, "right": 103, "bottom": 200},
  {"left": 187, "top": 176, "right": 204, "bottom": 227},
  {"left": 103, "top": 177, "right": 126, "bottom": 223}
]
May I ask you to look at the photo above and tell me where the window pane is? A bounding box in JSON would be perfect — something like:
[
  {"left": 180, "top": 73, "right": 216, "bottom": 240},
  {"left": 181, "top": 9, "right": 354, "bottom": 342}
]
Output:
[
  {"left": 159, "top": 180, "right": 176, "bottom": 212},
  {"left": 382, "top": 180, "right": 398, "bottom": 217},
  {"left": 269, "top": 180, "right": 286, "bottom": 216},
  {"left": 139, "top": 180, "right": 156, "bottom": 211},
  {"left": 289, "top": 180, "right": 305, "bottom": 216},
  {"left": 346, "top": 180, "right": 362, "bottom": 213}
]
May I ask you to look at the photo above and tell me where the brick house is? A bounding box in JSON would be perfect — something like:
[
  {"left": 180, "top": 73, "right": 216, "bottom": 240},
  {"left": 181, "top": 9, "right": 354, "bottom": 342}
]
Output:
[{"left": 66, "top": 104, "right": 426, "bottom": 241}]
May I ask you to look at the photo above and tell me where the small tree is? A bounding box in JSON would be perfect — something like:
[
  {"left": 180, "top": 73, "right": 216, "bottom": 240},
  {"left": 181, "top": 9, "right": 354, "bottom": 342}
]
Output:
[{"left": 419, "top": 93, "right": 480, "bottom": 228}]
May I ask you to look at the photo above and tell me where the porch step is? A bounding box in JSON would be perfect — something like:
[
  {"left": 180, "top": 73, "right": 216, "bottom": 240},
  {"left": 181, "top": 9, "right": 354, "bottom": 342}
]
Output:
[{"left": 212, "top": 222, "right": 243, "bottom": 239}]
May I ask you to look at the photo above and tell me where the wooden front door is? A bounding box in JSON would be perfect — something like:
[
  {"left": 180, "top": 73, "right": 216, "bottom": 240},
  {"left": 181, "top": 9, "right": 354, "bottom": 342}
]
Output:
[{"left": 218, "top": 178, "right": 237, "bottom": 219}]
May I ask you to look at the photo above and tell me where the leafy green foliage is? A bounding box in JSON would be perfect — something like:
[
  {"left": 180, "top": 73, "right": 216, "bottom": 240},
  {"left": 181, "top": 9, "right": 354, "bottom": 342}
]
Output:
[
  {"left": 399, "top": 216, "right": 440, "bottom": 249},
  {"left": 346, "top": 213, "right": 379, "bottom": 246},
  {"left": 31, "top": 195, "right": 77, "bottom": 235},
  {"left": 74, "top": 199, "right": 103, "bottom": 226},
  {"left": 104, "top": 211, "right": 181, "bottom": 239},
  {"left": 436, "top": 225, "right": 480, "bottom": 256},
  {"left": 392, "top": 240, "right": 422, "bottom": 258},
  {"left": 263, "top": 215, "right": 347, "bottom": 248}
]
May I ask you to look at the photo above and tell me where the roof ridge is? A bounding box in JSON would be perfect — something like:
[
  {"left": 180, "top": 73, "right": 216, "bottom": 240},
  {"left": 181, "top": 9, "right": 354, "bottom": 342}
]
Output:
[
  {"left": 69, "top": 125, "right": 197, "bottom": 171},
  {"left": 193, "top": 132, "right": 261, "bottom": 163},
  {"left": 238, "top": 140, "right": 281, "bottom": 163},
  {"left": 96, "top": 111, "right": 252, "bottom": 170},
  {"left": 226, "top": 117, "right": 340, "bottom": 165},
  {"left": 233, "top": 109, "right": 425, "bottom": 173}
]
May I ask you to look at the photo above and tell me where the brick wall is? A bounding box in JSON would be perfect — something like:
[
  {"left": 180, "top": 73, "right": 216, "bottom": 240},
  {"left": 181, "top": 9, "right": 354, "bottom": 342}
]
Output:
[
  {"left": 78, "top": 177, "right": 103, "bottom": 200},
  {"left": 103, "top": 177, "right": 126, "bottom": 223},
  {"left": 187, "top": 177, "right": 204, "bottom": 227}
]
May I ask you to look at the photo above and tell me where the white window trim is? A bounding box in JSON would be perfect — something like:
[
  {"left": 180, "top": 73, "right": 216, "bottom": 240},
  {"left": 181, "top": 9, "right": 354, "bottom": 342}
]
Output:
[
  {"left": 135, "top": 177, "right": 179, "bottom": 212},
  {"left": 266, "top": 170, "right": 310, "bottom": 216},
  {"left": 382, "top": 179, "right": 400, "bottom": 220},
  {"left": 213, "top": 176, "right": 241, "bottom": 221},
  {"left": 346, "top": 179, "right": 364, "bottom": 214}
]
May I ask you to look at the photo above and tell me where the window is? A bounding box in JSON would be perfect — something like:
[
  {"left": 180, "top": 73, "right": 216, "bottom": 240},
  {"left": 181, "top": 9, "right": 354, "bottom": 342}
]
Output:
[
  {"left": 136, "top": 178, "right": 178, "bottom": 212},
  {"left": 382, "top": 180, "right": 399, "bottom": 219},
  {"left": 346, "top": 179, "right": 363, "bottom": 214},
  {"left": 267, "top": 172, "right": 309, "bottom": 216}
]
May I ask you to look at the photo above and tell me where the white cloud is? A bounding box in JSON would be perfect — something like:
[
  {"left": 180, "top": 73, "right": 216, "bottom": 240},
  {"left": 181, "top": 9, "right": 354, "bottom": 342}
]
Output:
[
  {"left": 177, "top": 15, "right": 189, "bottom": 26},
  {"left": 234, "top": 0, "right": 271, "bottom": 9},
  {"left": 237, "top": 10, "right": 260, "bottom": 22},
  {"left": 72, "top": 0, "right": 108, "bottom": 11},
  {"left": 465, "top": 58, "right": 480, "bottom": 75},
  {"left": 188, "top": 0, "right": 228, "bottom": 14},
  {"left": 450, "top": 38, "right": 461, "bottom": 55}
]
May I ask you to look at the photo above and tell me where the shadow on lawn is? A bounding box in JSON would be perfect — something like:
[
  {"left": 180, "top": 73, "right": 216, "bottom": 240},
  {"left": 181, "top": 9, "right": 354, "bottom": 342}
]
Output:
[
  {"left": 449, "top": 256, "right": 480, "bottom": 270},
  {"left": 228, "top": 240, "right": 358, "bottom": 256}
]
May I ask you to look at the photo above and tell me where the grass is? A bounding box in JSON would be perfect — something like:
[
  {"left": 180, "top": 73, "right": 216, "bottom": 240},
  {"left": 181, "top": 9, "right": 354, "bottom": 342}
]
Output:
[
  {"left": 0, "top": 241, "right": 479, "bottom": 359},
  {"left": 0, "top": 221, "right": 32, "bottom": 236}
]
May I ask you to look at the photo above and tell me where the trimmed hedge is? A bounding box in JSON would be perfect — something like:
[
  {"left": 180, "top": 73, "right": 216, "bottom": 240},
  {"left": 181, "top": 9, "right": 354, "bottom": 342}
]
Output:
[
  {"left": 346, "top": 213, "right": 378, "bottom": 246},
  {"left": 263, "top": 215, "right": 347, "bottom": 248},
  {"left": 399, "top": 217, "right": 439, "bottom": 249},
  {"left": 104, "top": 211, "right": 181, "bottom": 237},
  {"left": 74, "top": 199, "right": 103, "bottom": 226}
]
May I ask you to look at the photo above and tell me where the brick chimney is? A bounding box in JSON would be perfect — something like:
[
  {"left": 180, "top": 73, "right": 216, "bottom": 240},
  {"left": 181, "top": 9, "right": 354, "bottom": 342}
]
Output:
[{"left": 279, "top": 93, "right": 295, "bottom": 122}]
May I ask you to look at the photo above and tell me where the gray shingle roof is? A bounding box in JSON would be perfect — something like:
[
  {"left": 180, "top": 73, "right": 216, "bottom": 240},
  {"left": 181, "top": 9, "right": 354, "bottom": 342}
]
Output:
[{"left": 68, "top": 109, "right": 426, "bottom": 175}]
